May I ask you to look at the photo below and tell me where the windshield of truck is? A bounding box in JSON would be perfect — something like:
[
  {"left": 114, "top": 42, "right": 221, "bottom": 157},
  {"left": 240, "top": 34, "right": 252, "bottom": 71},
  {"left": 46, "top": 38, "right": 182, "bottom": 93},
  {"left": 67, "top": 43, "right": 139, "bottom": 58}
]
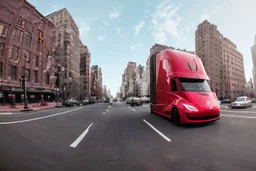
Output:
[{"left": 180, "top": 78, "right": 211, "bottom": 92}]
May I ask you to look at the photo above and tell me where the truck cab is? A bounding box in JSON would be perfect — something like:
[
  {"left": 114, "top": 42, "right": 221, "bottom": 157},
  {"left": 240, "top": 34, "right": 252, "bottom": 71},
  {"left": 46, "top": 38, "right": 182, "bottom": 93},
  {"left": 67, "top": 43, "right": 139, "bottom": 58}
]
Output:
[{"left": 150, "top": 49, "right": 220, "bottom": 125}]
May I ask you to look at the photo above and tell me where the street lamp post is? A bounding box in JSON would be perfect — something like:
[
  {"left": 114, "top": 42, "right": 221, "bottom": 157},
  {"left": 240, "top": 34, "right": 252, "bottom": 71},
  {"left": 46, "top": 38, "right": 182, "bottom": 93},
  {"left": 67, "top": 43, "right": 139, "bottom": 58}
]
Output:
[{"left": 23, "top": 53, "right": 29, "bottom": 109}]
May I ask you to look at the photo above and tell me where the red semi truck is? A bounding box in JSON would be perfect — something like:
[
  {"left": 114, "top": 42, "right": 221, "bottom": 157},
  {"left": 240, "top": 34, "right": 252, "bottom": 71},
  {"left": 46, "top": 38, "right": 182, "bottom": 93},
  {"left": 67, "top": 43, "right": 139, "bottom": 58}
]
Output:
[{"left": 150, "top": 49, "right": 220, "bottom": 125}]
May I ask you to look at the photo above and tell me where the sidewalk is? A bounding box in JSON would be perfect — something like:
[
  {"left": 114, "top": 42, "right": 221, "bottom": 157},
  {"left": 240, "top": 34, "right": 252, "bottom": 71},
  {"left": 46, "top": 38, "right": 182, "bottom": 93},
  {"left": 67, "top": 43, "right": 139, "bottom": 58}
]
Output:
[{"left": 0, "top": 102, "right": 57, "bottom": 113}]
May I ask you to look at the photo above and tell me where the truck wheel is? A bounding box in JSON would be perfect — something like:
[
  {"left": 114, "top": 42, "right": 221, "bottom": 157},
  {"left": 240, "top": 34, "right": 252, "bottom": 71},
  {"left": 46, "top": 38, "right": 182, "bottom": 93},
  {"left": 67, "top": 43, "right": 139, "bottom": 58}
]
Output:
[{"left": 172, "top": 109, "right": 181, "bottom": 126}]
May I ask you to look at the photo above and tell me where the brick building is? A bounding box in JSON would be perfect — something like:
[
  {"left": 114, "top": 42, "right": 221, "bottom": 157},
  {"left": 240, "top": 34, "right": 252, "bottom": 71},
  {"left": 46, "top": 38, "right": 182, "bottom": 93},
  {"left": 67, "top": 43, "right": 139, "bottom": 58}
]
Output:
[
  {"left": 0, "top": 0, "right": 56, "bottom": 104},
  {"left": 196, "top": 20, "right": 246, "bottom": 99}
]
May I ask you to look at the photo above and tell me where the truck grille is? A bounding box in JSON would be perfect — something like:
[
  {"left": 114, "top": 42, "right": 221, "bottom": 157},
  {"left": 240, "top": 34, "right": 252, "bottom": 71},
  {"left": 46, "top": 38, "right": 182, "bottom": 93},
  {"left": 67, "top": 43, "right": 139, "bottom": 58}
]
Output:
[{"left": 186, "top": 113, "right": 220, "bottom": 120}]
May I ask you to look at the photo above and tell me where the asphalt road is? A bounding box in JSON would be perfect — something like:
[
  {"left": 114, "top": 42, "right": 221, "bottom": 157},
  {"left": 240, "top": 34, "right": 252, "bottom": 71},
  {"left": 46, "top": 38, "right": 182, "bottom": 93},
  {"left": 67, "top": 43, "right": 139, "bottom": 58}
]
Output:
[{"left": 0, "top": 102, "right": 256, "bottom": 171}]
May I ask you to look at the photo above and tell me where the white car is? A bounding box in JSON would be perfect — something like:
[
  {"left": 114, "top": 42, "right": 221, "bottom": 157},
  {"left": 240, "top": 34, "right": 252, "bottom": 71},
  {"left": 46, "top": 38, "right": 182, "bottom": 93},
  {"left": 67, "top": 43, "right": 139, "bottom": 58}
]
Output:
[{"left": 231, "top": 96, "right": 252, "bottom": 108}]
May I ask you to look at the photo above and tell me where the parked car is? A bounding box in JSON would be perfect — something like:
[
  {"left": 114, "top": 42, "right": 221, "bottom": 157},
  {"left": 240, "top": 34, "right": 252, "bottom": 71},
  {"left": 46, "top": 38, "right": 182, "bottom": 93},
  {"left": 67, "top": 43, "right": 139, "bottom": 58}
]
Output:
[
  {"left": 231, "top": 96, "right": 252, "bottom": 108},
  {"left": 89, "top": 98, "right": 96, "bottom": 104},
  {"left": 218, "top": 97, "right": 224, "bottom": 101},
  {"left": 64, "top": 99, "right": 81, "bottom": 107},
  {"left": 82, "top": 98, "right": 90, "bottom": 105},
  {"left": 131, "top": 97, "right": 142, "bottom": 106},
  {"left": 251, "top": 98, "right": 256, "bottom": 103},
  {"left": 126, "top": 97, "right": 132, "bottom": 104},
  {"left": 221, "top": 98, "right": 231, "bottom": 104},
  {"left": 141, "top": 97, "right": 150, "bottom": 103}
]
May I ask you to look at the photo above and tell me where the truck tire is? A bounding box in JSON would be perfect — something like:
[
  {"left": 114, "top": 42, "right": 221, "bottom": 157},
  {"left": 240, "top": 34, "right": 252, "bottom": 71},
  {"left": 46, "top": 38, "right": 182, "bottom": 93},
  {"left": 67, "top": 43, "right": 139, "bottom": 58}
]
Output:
[{"left": 172, "top": 108, "right": 181, "bottom": 126}]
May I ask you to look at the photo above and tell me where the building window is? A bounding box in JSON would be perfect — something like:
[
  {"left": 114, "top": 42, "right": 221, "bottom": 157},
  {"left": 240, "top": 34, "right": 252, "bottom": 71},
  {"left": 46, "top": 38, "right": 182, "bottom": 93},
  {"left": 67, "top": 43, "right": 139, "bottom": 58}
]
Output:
[
  {"left": 23, "top": 50, "right": 31, "bottom": 63},
  {"left": 0, "top": 62, "right": 3, "bottom": 76},
  {"left": 34, "top": 55, "right": 39, "bottom": 67},
  {"left": 0, "top": 21, "right": 9, "bottom": 38},
  {"left": 9, "top": 45, "right": 19, "bottom": 60},
  {"left": 12, "top": 28, "right": 23, "bottom": 43},
  {"left": 16, "top": 18, "right": 25, "bottom": 27},
  {"left": 8, "top": 65, "right": 17, "bottom": 80},
  {"left": 24, "top": 34, "right": 32, "bottom": 46},
  {"left": 26, "top": 24, "right": 33, "bottom": 34},
  {"left": 34, "top": 70, "right": 38, "bottom": 83},
  {"left": 45, "top": 73, "right": 50, "bottom": 84},
  {"left": 0, "top": 43, "right": 5, "bottom": 56}
]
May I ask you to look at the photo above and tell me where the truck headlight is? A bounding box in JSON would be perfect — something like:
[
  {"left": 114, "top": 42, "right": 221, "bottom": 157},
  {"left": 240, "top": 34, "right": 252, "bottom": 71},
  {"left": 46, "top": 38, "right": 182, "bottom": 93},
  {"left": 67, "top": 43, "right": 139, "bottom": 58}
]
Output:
[{"left": 183, "top": 104, "right": 198, "bottom": 112}]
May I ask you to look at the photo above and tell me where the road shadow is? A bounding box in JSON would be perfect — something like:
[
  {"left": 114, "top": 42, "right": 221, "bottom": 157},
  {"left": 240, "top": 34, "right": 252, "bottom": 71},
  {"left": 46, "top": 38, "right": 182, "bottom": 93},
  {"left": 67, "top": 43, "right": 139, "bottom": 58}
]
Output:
[{"left": 181, "top": 121, "right": 219, "bottom": 129}]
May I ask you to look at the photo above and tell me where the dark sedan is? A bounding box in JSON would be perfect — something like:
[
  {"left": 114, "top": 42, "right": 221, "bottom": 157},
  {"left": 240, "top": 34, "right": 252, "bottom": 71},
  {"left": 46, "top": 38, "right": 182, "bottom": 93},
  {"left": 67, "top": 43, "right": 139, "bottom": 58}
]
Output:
[
  {"left": 131, "top": 97, "right": 142, "bottom": 107},
  {"left": 63, "top": 99, "right": 81, "bottom": 107}
]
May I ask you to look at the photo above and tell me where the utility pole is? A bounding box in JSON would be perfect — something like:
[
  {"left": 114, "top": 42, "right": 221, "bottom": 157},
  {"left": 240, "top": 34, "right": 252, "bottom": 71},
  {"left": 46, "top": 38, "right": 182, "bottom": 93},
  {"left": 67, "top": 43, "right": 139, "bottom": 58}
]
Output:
[{"left": 23, "top": 53, "right": 29, "bottom": 109}]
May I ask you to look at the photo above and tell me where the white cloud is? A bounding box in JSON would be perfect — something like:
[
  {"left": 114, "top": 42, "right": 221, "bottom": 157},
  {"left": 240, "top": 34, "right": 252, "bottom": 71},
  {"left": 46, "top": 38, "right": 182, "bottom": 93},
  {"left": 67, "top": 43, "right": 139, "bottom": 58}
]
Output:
[
  {"left": 154, "top": 32, "right": 167, "bottom": 44},
  {"left": 185, "top": 22, "right": 196, "bottom": 32},
  {"left": 109, "top": 9, "right": 121, "bottom": 19},
  {"left": 102, "top": 20, "right": 109, "bottom": 26},
  {"left": 97, "top": 36, "right": 106, "bottom": 42},
  {"left": 213, "top": 6, "right": 221, "bottom": 13},
  {"left": 135, "top": 21, "right": 145, "bottom": 37},
  {"left": 74, "top": 18, "right": 90, "bottom": 39},
  {"left": 116, "top": 27, "right": 121, "bottom": 34},
  {"left": 130, "top": 44, "right": 141, "bottom": 51},
  {"left": 200, "top": 11, "right": 211, "bottom": 22},
  {"left": 152, "top": 1, "right": 183, "bottom": 44},
  {"left": 88, "top": 17, "right": 99, "bottom": 22}
]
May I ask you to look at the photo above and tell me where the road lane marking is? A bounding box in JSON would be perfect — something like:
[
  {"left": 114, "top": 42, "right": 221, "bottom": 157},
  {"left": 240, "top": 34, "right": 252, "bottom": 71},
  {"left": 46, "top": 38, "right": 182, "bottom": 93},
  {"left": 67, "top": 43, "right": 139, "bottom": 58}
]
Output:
[
  {"left": 0, "top": 107, "right": 82, "bottom": 125},
  {"left": 132, "top": 109, "right": 136, "bottom": 111},
  {"left": 106, "top": 109, "right": 109, "bottom": 112},
  {"left": 103, "top": 112, "right": 106, "bottom": 114},
  {"left": 108, "top": 106, "right": 111, "bottom": 108},
  {"left": 128, "top": 106, "right": 131, "bottom": 108},
  {"left": 143, "top": 119, "right": 171, "bottom": 142},
  {"left": 221, "top": 114, "right": 256, "bottom": 119},
  {"left": 0, "top": 112, "right": 13, "bottom": 115},
  {"left": 70, "top": 123, "right": 93, "bottom": 148}
]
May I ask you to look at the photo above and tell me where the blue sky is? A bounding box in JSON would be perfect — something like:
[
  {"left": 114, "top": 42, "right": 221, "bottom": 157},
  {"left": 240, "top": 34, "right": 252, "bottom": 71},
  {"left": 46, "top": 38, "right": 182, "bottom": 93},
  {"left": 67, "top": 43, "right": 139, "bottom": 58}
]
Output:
[{"left": 28, "top": 0, "right": 256, "bottom": 95}]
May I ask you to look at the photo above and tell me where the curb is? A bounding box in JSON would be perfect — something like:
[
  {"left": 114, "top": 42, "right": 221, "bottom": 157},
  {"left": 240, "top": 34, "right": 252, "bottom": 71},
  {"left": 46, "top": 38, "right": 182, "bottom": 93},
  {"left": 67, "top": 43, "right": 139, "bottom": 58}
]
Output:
[{"left": 0, "top": 106, "right": 57, "bottom": 115}]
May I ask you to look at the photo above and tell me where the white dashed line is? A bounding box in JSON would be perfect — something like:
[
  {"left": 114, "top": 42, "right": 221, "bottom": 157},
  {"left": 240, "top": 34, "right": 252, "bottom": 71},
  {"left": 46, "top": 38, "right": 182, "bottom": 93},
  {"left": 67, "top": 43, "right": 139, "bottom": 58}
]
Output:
[
  {"left": 0, "top": 107, "right": 82, "bottom": 125},
  {"left": 102, "top": 112, "right": 106, "bottom": 115},
  {"left": 70, "top": 123, "right": 93, "bottom": 148},
  {"left": 143, "top": 119, "right": 171, "bottom": 142},
  {"left": 106, "top": 110, "right": 109, "bottom": 112},
  {"left": 132, "top": 109, "right": 136, "bottom": 111},
  {"left": 0, "top": 112, "right": 13, "bottom": 115}
]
